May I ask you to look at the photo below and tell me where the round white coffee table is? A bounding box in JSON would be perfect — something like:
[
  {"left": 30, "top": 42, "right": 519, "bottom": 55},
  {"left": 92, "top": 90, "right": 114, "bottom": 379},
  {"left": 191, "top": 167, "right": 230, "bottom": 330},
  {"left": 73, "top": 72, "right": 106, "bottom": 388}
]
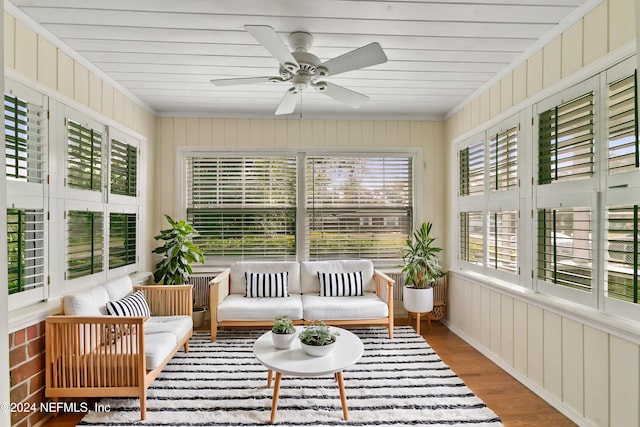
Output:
[{"left": 253, "top": 326, "right": 364, "bottom": 424}]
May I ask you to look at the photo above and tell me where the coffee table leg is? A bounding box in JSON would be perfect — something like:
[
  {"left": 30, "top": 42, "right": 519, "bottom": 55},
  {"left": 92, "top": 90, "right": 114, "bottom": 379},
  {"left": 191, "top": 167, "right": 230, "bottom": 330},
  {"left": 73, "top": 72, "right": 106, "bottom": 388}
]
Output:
[
  {"left": 270, "top": 372, "right": 282, "bottom": 424},
  {"left": 267, "top": 369, "right": 273, "bottom": 388},
  {"left": 336, "top": 371, "right": 348, "bottom": 420}
]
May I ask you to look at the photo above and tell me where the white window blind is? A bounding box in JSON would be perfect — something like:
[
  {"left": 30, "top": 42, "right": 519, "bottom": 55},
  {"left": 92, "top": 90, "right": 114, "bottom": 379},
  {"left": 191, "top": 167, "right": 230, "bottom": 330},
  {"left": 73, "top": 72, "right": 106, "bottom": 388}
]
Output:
[
  {"left": 489, "top": 127, "right": 518, "bottom": 191},
  {"left": 537, "top": 208, "right": 592, "bottom": 291},
  {"left": 538, "top": 93, "right": 595, "bottom": 184},
  {"left": 608, "top": 72, "right": 639, "bottom": 174},
  {"left": 7, "top": 208, "right": 45, "bottom": 295},
  {"left": 606, "top": 205, "right": 638, "bottom": 304},
  {"left": 67, "top": 211, "right": 104, "bottom": 279},
  {"left": 110, "top": 139, "right": 137, "bottom": 197},
  {"left": 67, "top": 120, "right": 103, "bottom": 191},
  {"left": 459, "top": 211, "right": 484, "bottom": 265},
  {"left": 109, "top": 213, "right": 137, "bottom": 269},
  {"left": 459, "top": 141, "right": 484, "bottom": 196},
  {"left": 488, "top": 210, "right": 517, "bottom": 274},
  {"left": 5, "top": 94, "right": 45, "bottom": 183},
  {"left": 186, "top": 155, "right": 297, "bottom": 259},
  {"left": 305, "top": 155, "right": 413, "bottom": 262}
]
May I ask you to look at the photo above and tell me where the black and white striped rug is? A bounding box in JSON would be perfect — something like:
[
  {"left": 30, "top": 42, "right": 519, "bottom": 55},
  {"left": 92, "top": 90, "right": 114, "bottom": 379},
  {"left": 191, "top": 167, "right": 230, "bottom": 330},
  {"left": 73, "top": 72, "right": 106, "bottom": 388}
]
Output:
[{"left": 80, "top": 326, "right": 503, "bottom": 426}]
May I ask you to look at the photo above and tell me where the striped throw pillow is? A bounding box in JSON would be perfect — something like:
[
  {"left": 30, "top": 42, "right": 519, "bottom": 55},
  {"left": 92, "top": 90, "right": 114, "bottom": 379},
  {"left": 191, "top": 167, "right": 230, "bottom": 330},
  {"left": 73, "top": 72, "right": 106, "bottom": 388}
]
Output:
[
  {"left": 318, "top": 271, "right": 364, "bottom": 297},
  {"left": 245, "top": 272, "right": 289, "bottom": 298},
  {"left": 106, "top": 291, "right": 151, "bottom": 317}
]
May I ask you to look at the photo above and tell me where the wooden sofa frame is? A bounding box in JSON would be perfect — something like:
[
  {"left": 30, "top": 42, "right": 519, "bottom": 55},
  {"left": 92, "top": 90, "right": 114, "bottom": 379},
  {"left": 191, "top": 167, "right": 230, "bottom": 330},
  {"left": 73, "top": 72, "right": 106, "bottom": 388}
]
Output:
[
  {"left": 45, "top": 285, "right": 193, "bottom": 421},
  {"left": 209, "top": 269, "right": 395, "bottom": 341}
]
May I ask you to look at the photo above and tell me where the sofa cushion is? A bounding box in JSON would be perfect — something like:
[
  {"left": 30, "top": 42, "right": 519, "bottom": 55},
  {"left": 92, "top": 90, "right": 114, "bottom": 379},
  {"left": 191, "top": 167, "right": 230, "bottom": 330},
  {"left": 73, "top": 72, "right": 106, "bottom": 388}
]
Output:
[
  {"left": 144, "top": 332, "right": 178, "bottom": 369},
  {"left": 302, "top": 292, "right": 389, "bottom": 320},
  {"left": 217, "top": 294, "right": 303, "bottom": 321},
  {"left": 103, "top": 275, "right": 134, "bottom": 301},
  {"left": 145, "top": 316, "right": 193, "bottom": 342},
  {"left": 245, "top": 272, "right": 289, "bottom": 297},
  {"left": 106, "top": 291, "right": 152, "bottom": 317},
  {"left": 318, "top": 271, "right": 363, "bottom": 297},
  {"left": 63, "top": 286, "right": 110, "bottom": 316},
  {"left": 301, "top": 260, "right": 375, "bottom": 294},
  {"left": 230, "top": 261, "right": 300, "bottom": 295}
]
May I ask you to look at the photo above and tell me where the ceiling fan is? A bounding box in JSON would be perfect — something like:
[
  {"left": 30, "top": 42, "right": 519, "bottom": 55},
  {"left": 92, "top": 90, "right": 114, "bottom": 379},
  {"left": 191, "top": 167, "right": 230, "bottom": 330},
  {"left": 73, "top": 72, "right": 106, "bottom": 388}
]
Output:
[{"left": 211, "top": 25, "right": 388, "bottom": 115}]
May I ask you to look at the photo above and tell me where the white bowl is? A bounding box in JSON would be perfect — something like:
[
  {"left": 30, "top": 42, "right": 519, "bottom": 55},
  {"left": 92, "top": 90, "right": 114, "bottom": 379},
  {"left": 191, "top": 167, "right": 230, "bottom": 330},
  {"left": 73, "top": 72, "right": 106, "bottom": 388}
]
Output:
[
  {"left": 301, "top": 340, "right": 336, "bottom": 357},
  {"left": 271, "top": 331, "right": 297, "bottom": 349}
]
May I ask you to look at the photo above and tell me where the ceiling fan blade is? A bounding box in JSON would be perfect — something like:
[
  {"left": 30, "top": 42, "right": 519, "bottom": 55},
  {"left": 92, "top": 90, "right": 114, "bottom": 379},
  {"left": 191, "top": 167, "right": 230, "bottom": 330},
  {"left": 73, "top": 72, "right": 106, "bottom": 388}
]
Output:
[
  {"left": 245, "top": 25, "right": 299, "bottom": 72},
  {"left": 317, "top": 82, "right": 369, "bottom": 108},
  {"left": 275, "top": 88, "right": 299, "bottom": 115},
  {"left": 319, "top": 42, "right": 387, "bottom": 77},
  {"left": 211, "top": 76, "right": 280, "bottom": 86}
]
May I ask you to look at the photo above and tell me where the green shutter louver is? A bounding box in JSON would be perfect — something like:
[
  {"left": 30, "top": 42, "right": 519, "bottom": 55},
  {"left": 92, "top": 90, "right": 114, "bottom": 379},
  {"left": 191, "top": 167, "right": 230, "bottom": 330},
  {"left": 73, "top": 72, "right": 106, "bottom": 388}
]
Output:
[
  {"left": 489, "top": 127, "right": 518, "bottom": 191},
  {"left": 538, "top": 93, "right": 595, "bottom": 184},
  {"left": 186, "top": 156, "right": 297, "bottom": 259},
  {"left": 67, "top": 120, "right": 102, "bottom": 191},
  {"left": 5, "top": 94, "right": 45, "bottom": 183},
  {"left": 109, "top": 213, "right": 137, "bottom": 269},
  {"left": 608, "top": 72, "right": 639, "bottom": 174},
  {"left": 67, "top": 211, "right": 104, "bottom": 279},
  {"left": 110, "top": 139, "right": 137, "bottom": 196}
]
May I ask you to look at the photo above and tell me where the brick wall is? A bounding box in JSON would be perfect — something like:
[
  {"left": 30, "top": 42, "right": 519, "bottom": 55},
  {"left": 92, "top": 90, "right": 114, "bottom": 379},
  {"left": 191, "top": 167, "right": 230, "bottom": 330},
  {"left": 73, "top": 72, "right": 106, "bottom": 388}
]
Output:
[{"left": 9, "top": 321, "right": 47, "bottom": 427}]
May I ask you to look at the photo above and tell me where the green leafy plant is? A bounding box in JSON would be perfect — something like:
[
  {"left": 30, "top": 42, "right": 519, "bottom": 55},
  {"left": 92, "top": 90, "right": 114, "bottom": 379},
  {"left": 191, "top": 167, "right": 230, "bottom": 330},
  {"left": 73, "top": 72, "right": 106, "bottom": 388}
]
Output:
[
  {"left": 272, "top": 316, "right": 296, "bottom": 334},
  {"left": 401, "top": 222, "right": 445, "bottom": 289},
  {"left": 298, "top": 321, "right": 339, "bottom": 346},
  {"left": 152, "top": 214, "right": 205, "bottom": 285}
]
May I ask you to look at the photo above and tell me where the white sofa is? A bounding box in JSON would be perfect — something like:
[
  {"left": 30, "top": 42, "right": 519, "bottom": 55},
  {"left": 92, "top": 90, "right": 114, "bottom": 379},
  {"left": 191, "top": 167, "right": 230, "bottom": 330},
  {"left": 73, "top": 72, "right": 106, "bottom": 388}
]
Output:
[
  {"left": 45, "top": 275, "right": 193, "bottom": 420},
  {"left": 209, "top": 260, "right": 395, "bottom": 340}
]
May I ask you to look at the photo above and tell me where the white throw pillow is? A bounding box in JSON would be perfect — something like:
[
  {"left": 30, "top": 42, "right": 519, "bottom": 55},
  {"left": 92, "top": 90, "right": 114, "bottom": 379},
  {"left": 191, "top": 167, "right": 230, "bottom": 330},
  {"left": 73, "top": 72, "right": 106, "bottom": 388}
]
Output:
[
  {"left": 106, "top": 291, "right": 151, "bottom": 317},
  {"left": 245, "top": 272, "right": 289, "bottom": 298},
  {"left": 318, "top": 271, "right": 363, "bottom": 297}
]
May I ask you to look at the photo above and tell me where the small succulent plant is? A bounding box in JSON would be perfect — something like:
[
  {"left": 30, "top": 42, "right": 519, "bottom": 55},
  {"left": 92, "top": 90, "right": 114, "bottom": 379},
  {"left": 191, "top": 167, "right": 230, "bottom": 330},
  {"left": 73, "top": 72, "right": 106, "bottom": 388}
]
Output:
[
  {"left": 298, "top": 321, "right": 339, "bottom": 346},
  {"left": 272, "top": 316, "right": 296, "bottom": 334}
]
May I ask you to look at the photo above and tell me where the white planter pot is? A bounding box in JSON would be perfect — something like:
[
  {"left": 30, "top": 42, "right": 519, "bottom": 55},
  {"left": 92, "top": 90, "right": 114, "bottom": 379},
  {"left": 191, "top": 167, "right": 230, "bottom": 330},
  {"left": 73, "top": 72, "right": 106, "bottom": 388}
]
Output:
[
  {"left": 271, "top": 331, "right": 297, "bottom": 349},
  {"left": 301, "top": 340, "right": 336, "bottom": 357},
  {"left": 403, "top": 286, "right": 434, "bottom": 314}
]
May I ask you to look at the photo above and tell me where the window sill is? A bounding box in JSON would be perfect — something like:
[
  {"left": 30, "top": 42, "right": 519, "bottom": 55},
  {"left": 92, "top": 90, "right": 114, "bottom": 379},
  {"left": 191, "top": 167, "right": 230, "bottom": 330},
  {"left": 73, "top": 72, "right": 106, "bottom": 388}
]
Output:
[
  {"left": 9, "top": 299, "right": 62, "bottom": 334},
  {"left": 451, "top": 269, "right": 640, "bottom": 345}
]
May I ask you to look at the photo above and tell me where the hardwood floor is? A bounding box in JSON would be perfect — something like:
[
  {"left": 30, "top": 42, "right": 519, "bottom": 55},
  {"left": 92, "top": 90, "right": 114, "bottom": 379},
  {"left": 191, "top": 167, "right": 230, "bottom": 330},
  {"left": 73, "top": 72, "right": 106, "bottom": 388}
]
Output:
[{"left": 42, "top": 320, "right": 575, "bottom": 427}]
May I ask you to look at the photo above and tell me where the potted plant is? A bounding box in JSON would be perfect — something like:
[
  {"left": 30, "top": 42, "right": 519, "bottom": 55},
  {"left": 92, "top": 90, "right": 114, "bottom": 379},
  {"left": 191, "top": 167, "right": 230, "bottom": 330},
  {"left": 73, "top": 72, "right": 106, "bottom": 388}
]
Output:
[
  {"left": 152, "top": 214, "right": 206, "bottom": 326},
  {"left": 298, "top": 321, "right": 340, "bottom": 357},
  {"left": 271, "top": 316, "right": 297, "bottom": 349},
  {"left": 400, "top": 222, "right": 445, "bottom": 315}
]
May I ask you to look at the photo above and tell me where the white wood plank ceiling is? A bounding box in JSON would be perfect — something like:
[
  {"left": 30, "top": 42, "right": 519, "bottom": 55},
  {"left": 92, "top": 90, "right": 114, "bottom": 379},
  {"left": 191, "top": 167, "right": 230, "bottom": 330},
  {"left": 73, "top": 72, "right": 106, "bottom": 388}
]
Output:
[{"left": 8, "top": 0, "right": 598, "bottom": 119}]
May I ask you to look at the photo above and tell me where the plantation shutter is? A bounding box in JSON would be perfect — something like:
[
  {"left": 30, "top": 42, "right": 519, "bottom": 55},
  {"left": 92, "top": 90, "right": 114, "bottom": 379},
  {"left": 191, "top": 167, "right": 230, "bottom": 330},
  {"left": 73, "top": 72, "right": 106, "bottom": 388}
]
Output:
[
  {"left": 459, "top": 211, "right": 483, "bottom": 265},
  {"left": 538, "top": 93, "right": 595, "bottom": 184},
  {"left": 608, "top": 72, "right": 639, "bottom": 174},
  {"left": 305, "top": 155, "right": 413, "bottom": 262},
  {"left": 488, "top": 210, "right": 517, "bottom": 273},
  {"left": 4, "top": 94, "right": 45, "bottom": 183},
  {"left": 109, "top": 213, "right": 137, "bottom": 269},
  {"left": 186, "top": 156, "right": 297, "bottom": 259},
  {"left": 110, "top": 139, "right": 137, "bottom": 196},
  {"left": 7, "top": 209, "right": 45, "bottom": 295},
  {"left": 459, "top": 141, "right": 484, "bottom": 196},
  {"left": 537, "top": 208, "right": 592, "bottom": 291},
  {"left": 67, "top": 120, "right": 103, "bottom": 191},
  {"left": 67, "top": 211, "right": 104, "bottom": 279},
  {"left": 606, "top": 205, "right": 638, "bottom": 303},
  {"left": 489, "top": 127, "right": 518, "bottom": 191}
]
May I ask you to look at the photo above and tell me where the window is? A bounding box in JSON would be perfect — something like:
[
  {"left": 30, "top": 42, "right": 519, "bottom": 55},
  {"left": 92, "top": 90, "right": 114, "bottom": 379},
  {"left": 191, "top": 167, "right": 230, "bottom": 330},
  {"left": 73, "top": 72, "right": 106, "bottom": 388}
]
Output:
[
  {"left": 606, "top": 205, "right": 638, "bottom": 304},
  {"left": 109, "top": 213, "right": 137, "bottom": 269},
  {"left": 306, "top": 155, "right": 412, "bottom": 262},
  {"left": 110, "top": 139, "right": 137, "bottom": 197},
  {"left": 489, "top": 127, "right": 518, "bottom": 191},
  {"left": 608, "top": 72, "right": 638, "bottom": 175},
  {"left": 537, "top": 207, "right": 592, "bottom": 292},
  {"left": 7, "top": 208, "right": 45, "bottom": 295},
  {"left": 538, "top": 92, "right": 595, "bottom": 184},
  {"left": 185, "top": 155, "right": 297, "bottom": 260},
  {"left": 459, "top": 140, "right": 484, "bottom": 196},
  {"left": 488, "top": 211, "right": 518, "bottom": 274},
  {"left": 459, "top": 211, "right": 484, "bottom": 266},
  {"left": 5, "top": 94, "right": 45, "bottom": 183},
  {"left": 67, "top": 120, "right": 103, "bottom": 191},
  {"left": 67, "top": 211, "right": 104, "bottom": 280}
]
